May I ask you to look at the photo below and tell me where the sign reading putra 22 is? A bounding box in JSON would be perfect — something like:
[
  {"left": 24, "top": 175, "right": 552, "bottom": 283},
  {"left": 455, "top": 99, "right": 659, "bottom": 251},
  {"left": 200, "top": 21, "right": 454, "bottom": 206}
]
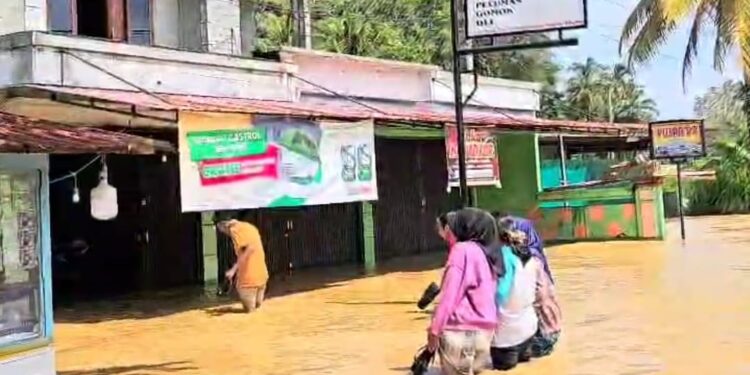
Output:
[
  {"left": 178, "top": 112, "right": 378, "bottom": 212},
  {"left": 649, "top": 120, "right": 706, "bottom": 160},
  {"left": 466, "top": 0, "right": 587, "bottom": 38}
]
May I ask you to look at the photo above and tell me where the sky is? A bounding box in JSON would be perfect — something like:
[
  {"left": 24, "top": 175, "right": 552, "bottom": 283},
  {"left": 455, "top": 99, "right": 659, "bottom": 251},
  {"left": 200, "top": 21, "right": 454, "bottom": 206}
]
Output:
[{"left": 553, "top": 0, "right": 743, "bottom": 119}]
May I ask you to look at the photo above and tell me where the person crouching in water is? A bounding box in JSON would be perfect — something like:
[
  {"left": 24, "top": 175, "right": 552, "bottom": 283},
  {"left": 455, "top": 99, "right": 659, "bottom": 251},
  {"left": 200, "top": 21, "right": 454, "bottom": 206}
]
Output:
[
  {"left": 490, "top": 222, "right": 542, "bottom": 371},
  {"left": 217, "top": 219, "right": 269, "bottom": 313},
  {"left": 427, "top": 208, "right": 504, "bottom": 375},
  {"left": 497, "top": 216, "right": 562, "bottom": 359}
]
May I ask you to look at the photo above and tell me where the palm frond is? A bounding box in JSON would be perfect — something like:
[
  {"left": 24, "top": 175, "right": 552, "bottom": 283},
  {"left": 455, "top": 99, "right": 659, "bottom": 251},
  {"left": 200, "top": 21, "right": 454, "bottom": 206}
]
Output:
[
  {"left": 624, "top": 1, "right": 677, "bottom": 69},
  {"left": 682, "top": 1, "right": 712, "bottom": 88},
  {"left": 619, "top": 0, "right": 659, "bottom": 55}
]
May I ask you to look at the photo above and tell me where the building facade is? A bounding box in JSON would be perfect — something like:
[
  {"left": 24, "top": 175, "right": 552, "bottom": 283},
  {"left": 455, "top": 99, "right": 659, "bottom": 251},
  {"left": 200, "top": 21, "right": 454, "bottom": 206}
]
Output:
[{"left": 0, "top": 2, "right": 648, "bottom": 374}]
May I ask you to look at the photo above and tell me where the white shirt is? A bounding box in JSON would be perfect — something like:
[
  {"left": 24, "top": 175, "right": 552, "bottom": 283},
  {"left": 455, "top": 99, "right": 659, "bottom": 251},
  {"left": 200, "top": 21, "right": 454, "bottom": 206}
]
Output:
[{"left": 492, "top": 256, "right": 540, "bottom": 348}]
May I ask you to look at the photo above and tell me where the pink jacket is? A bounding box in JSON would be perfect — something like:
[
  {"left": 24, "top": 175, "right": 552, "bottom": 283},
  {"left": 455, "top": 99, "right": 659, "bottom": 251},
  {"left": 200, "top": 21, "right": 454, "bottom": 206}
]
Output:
[{"left": 429, "top": 241, "right": 498, "bottom": 336}]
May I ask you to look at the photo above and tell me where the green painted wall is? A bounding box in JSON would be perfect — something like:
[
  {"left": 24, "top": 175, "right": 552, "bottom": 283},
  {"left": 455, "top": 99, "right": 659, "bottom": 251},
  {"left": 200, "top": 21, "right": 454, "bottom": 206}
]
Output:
[
  {"left": 201, "top": 212, "right": 218, "bottom": 285},
  {"left": 361, "top": 201, "right": 376, "bottom": 273},
  {"left": 476, "top": 133, "right": 541, "bottom": 216}
]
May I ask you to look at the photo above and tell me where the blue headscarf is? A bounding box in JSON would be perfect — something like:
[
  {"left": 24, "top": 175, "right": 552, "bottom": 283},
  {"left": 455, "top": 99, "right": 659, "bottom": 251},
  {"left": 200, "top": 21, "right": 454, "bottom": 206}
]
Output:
[
  {"left": 496, "top": 245, "right": 517, "bottom": 306},
  {"left": 511, "top": 216, "right": 554, "bottom": 283}
]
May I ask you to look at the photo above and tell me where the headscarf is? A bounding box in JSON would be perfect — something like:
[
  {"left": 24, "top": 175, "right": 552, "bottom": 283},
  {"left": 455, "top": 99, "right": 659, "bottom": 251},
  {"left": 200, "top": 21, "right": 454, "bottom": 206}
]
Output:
[
  {"left": 511, "top": 216, "right": 554, "bottom": 283},
  {"left": 496, "top": 245, "right": 517, "bottom": 305},
  {"left": 446, "top": 208, "right": 504, "bottom": 278},
  {"left": 495, "top": 228, "right": 530, "bottom": 305}
]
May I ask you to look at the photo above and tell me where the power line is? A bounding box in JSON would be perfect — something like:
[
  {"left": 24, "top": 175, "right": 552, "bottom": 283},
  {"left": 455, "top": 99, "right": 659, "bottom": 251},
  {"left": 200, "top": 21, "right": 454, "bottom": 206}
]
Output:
[
  {"left": 432, "top": 78, "right": 647, "bottom": 130},
  {"left": 290, "top": 75, "right": 389, "bottom": 115},
  {"left": 50, "top": 155, "right": 102, "bottom": 184}
]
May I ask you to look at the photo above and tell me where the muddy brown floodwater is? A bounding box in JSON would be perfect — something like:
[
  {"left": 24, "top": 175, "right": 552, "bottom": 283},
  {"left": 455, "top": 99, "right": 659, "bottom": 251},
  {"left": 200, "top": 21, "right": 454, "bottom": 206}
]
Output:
[{"left": 55, "top": 216, "right": 750, "bottom": 375}]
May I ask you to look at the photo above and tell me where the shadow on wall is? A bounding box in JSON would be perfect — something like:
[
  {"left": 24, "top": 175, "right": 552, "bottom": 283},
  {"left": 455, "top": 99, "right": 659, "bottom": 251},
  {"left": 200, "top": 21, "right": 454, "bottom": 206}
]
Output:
[{"left": 54, "top": 252, "right": 445, "bottom": 324}]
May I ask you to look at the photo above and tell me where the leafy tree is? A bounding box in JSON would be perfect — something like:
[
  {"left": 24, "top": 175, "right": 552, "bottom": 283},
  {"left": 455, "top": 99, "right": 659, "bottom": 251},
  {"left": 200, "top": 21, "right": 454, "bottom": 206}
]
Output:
[
  {"left": 689, "top": 81, "right": 750, "bottom": 214},
  {"left": 565, "top": 58, "right": 608, "bottom": 120},
  {"left": 541, "top": 58, "right": 657, "bottom": 122},
  {"left": 619, "top": 0, "right": 750, "bottom": 83},
  {"left": 619, "top": 0, "right": 750, "bottom": 131},
  {"left": 254, "top": 0, "right": 558, "bottom": 84}
]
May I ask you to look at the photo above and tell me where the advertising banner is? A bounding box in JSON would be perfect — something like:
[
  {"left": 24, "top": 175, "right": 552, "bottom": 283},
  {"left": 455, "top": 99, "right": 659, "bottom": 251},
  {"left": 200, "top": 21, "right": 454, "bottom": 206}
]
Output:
[
  {"left": 465, "top": 0, "right": 587, "bottom": 38},
  {"left": 445, "top": 125, "right": 501, "bottom": 188},
  {"left": 649, "top": 120, "right": 706, "bottom": 160},
  {"left": 178, "top": 112, "right": 377, "bottom": 212}
]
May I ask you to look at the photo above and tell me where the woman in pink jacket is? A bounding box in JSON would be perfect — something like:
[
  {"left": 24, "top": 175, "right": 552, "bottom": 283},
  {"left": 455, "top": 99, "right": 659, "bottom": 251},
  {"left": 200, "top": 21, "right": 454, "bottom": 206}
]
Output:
[{"left": 428, "top": 208, "right": 504, "bottom": 375}]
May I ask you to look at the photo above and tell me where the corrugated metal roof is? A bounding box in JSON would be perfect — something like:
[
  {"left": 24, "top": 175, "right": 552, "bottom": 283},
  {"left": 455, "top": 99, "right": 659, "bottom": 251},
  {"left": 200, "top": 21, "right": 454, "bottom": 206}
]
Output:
[
  {"left": 0, "top": 111, "right": 174, "bottom": 154},
  {"left": 23, "top": 85, "right": 648, "bottom": 136}
]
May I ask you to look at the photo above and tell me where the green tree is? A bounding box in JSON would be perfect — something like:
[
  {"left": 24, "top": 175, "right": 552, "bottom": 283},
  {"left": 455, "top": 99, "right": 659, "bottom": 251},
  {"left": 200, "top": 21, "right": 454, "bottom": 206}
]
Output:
[
  {"left": 689, "top": 81, "right": 750, "bottom": 214},
  {"left": 254, "top": 0, "right": 558, "bottom": 84},
  {"left": 619, "top": 0, "right": 750, "bottom": 132},
  {"left": 619, "top": 0, "right": 750, "bottom": 82},
  {"left": 544, "top": 58, "right": 657, "bottom": 122},
  {"left": 565, "top": 58, "right": 608, "bottom": 120}
]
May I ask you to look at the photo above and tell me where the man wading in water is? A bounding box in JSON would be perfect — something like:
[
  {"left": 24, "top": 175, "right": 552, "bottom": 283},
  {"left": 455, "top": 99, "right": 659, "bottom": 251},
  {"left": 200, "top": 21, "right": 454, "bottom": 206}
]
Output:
[{"left": 217, "top": 219, "right": 269, "bottom": 313}]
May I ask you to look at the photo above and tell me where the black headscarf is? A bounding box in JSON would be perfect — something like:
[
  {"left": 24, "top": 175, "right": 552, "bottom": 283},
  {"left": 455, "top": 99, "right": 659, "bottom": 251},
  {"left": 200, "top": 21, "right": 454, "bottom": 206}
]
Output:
[{"left": 446, "top": 208, "right": 504, "bottom": 278}]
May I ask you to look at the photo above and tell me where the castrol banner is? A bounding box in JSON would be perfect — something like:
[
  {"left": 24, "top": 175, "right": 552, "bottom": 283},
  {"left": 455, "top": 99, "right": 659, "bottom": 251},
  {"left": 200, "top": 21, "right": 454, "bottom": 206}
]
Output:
[
  {"left": 444, "top": 125, "right": 501, "bottom": 188},
  {"left": 178, "top": 112, "right": 377, "bottom": 212}
]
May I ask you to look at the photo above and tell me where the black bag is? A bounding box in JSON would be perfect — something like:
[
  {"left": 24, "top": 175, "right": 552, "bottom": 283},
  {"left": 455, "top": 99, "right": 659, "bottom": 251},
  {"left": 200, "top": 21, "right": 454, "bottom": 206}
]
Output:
[
  {"left": 410, "top": 346, "right": 435, "bottom": 375},
  {"left": 417, "top": 282, "right": 440, "bottom": 310}
]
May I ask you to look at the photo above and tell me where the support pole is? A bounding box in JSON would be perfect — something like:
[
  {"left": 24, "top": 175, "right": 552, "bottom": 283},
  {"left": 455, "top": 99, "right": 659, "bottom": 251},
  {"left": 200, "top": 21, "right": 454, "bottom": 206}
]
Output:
[
  {"left": 291, "top": 0, "right": 311, "bottom": 48},
  {"left": 676, "top": 161, "right": 686, "bottom": 240},
  {"left": 558, "top": 134, "right": 568, "bottom": 186},
  {"left": 450, "top": 0, "right": 470, "bottom": 207}
]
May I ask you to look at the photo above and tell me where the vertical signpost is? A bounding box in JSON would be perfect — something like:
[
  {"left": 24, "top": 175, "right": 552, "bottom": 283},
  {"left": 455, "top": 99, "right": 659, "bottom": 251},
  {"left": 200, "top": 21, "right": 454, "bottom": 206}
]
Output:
[
  {"left": 649, "top": 120, "right": 707, "bottom": 240},
  {"left": 449, "top": 0, "right": 587, "bottom": 207}
]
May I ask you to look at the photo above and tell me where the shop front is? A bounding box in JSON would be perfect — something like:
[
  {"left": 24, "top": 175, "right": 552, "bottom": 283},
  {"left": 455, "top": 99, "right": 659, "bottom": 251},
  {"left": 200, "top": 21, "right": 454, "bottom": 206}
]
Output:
[
  {"left": 176, "top": 112, "right": 379, "bottom": 279},
  {"left": 0, "top": 112, "right": 173, "bottom": 374},
  {"left": 476, "top": 131, "right": 666, "bottom": 242}
]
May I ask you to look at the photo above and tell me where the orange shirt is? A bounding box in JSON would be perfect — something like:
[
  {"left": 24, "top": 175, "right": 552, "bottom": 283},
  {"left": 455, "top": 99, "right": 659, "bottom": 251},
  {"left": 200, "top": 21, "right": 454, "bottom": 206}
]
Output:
[{"left": 229, "top": 221, "right": 269, "bottom": 288}]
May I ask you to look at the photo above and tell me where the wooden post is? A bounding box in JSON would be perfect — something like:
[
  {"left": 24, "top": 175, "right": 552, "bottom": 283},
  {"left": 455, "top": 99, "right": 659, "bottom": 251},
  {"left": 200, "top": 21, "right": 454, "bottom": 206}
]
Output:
[{"left": 107, "top": 0, "right": 126, "bottom": 41}]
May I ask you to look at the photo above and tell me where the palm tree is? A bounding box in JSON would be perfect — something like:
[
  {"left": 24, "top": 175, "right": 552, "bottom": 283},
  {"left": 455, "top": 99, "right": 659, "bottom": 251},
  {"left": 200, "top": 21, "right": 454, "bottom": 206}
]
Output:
[
  {"left": 565, "top": 58, "right": 607, "bottom": 120},
  {"left": 603, "top": 64, "right": 658, "bottom": 122},
  {"left": 560, "top": 58, "right": 657, "bottom": 122},
  {"left": 690, "top": 86, "right": 750, "bottom": 213},
  {"left": 619, "top": 0, "right": 750, "bottom": 83}
]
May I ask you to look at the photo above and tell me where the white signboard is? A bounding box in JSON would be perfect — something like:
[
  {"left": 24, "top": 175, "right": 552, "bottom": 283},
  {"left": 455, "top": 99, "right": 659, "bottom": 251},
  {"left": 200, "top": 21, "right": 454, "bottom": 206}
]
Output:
[
  {"left": 178, "top": 112, "right": 378, "bottom": 212},
  {"left": 466, "top": 0, "right": 587, "bottom": 38}
]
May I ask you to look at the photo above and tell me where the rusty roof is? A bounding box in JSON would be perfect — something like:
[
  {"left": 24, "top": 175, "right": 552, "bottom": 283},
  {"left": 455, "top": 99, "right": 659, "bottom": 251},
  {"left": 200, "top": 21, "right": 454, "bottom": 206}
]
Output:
[
  {"left": 0, "top": 111, "right": 174, "bottom": 154},
  {"left": 22, "top": 85, "right": 648, "bottom": 136}
]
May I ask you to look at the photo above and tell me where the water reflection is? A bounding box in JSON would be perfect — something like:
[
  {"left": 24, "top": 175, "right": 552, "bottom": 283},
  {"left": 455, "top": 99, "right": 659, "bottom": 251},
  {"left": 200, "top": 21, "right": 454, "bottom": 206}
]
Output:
[{"left": 56, "top": 216, "right": 750, "bottom": 374}]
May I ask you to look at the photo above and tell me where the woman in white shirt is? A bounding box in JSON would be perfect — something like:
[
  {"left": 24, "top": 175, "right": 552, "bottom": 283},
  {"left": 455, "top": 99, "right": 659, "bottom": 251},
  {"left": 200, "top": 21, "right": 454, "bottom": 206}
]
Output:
[{"left": 490, "top": 223, "right": 541, "bottom": 371}]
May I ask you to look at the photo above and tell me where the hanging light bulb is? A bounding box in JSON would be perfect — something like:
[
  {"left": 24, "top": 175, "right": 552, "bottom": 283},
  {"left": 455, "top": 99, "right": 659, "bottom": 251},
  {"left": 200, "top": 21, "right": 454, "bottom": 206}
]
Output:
[
  {"left": 72, "top": 174, "right": 80, "bottom": 204},
  {"left": 161, "top": 154, "right": 168, "bottom": 163},
  {"left": 90, "top": 156, "right": 118, "bottom": 221}
]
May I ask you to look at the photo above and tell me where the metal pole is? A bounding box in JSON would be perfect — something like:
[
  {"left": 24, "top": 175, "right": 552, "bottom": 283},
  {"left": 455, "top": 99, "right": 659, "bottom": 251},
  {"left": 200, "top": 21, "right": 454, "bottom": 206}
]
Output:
[
  {"left": 450, "top": 0, "right": 470, "bottom": 207},
  {"left": 558, "top": 134, "right": 568, "bottom": 186},
  {"left": 676, "top": 161, "right": 686, "bottom": 240}
]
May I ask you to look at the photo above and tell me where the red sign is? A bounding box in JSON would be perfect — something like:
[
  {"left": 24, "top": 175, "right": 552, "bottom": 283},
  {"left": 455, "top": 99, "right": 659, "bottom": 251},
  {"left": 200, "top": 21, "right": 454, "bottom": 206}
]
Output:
[
  {"left": 444, "top": 125, "right": 501, "bottom": 187},
  {"left": 198, "top": 145, "right": 280, "bottom": 186}
]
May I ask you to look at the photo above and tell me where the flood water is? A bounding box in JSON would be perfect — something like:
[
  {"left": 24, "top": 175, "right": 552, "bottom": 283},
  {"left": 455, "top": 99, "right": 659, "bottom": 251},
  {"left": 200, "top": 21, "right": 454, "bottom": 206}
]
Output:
[{"left": 55, "top": 216, "right": 750, "bottom": 374}]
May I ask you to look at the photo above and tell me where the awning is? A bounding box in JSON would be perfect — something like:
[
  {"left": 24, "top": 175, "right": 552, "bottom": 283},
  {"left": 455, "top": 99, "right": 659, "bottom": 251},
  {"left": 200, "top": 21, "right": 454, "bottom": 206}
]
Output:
[
  {"left": 0, "top": 111, "right": 174, "bottom": 154},
  {"left": 16, "top": 85, "right": 648, "bottom": 136}
]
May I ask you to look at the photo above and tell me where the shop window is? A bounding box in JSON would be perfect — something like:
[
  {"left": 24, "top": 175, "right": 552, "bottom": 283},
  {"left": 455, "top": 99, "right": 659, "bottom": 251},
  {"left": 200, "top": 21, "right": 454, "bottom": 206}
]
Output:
[
  {"left": 47, "top": 0, "right": 152, "bottom": 45},
  {"left": 48, "top": 0, "right": 75, "bottom": 35},
  {"left": 0, "top": 172, "right": 42, "bottom": 347},
  {"left": 127, "top": 0, "right": 152, "bottom": 45}
]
